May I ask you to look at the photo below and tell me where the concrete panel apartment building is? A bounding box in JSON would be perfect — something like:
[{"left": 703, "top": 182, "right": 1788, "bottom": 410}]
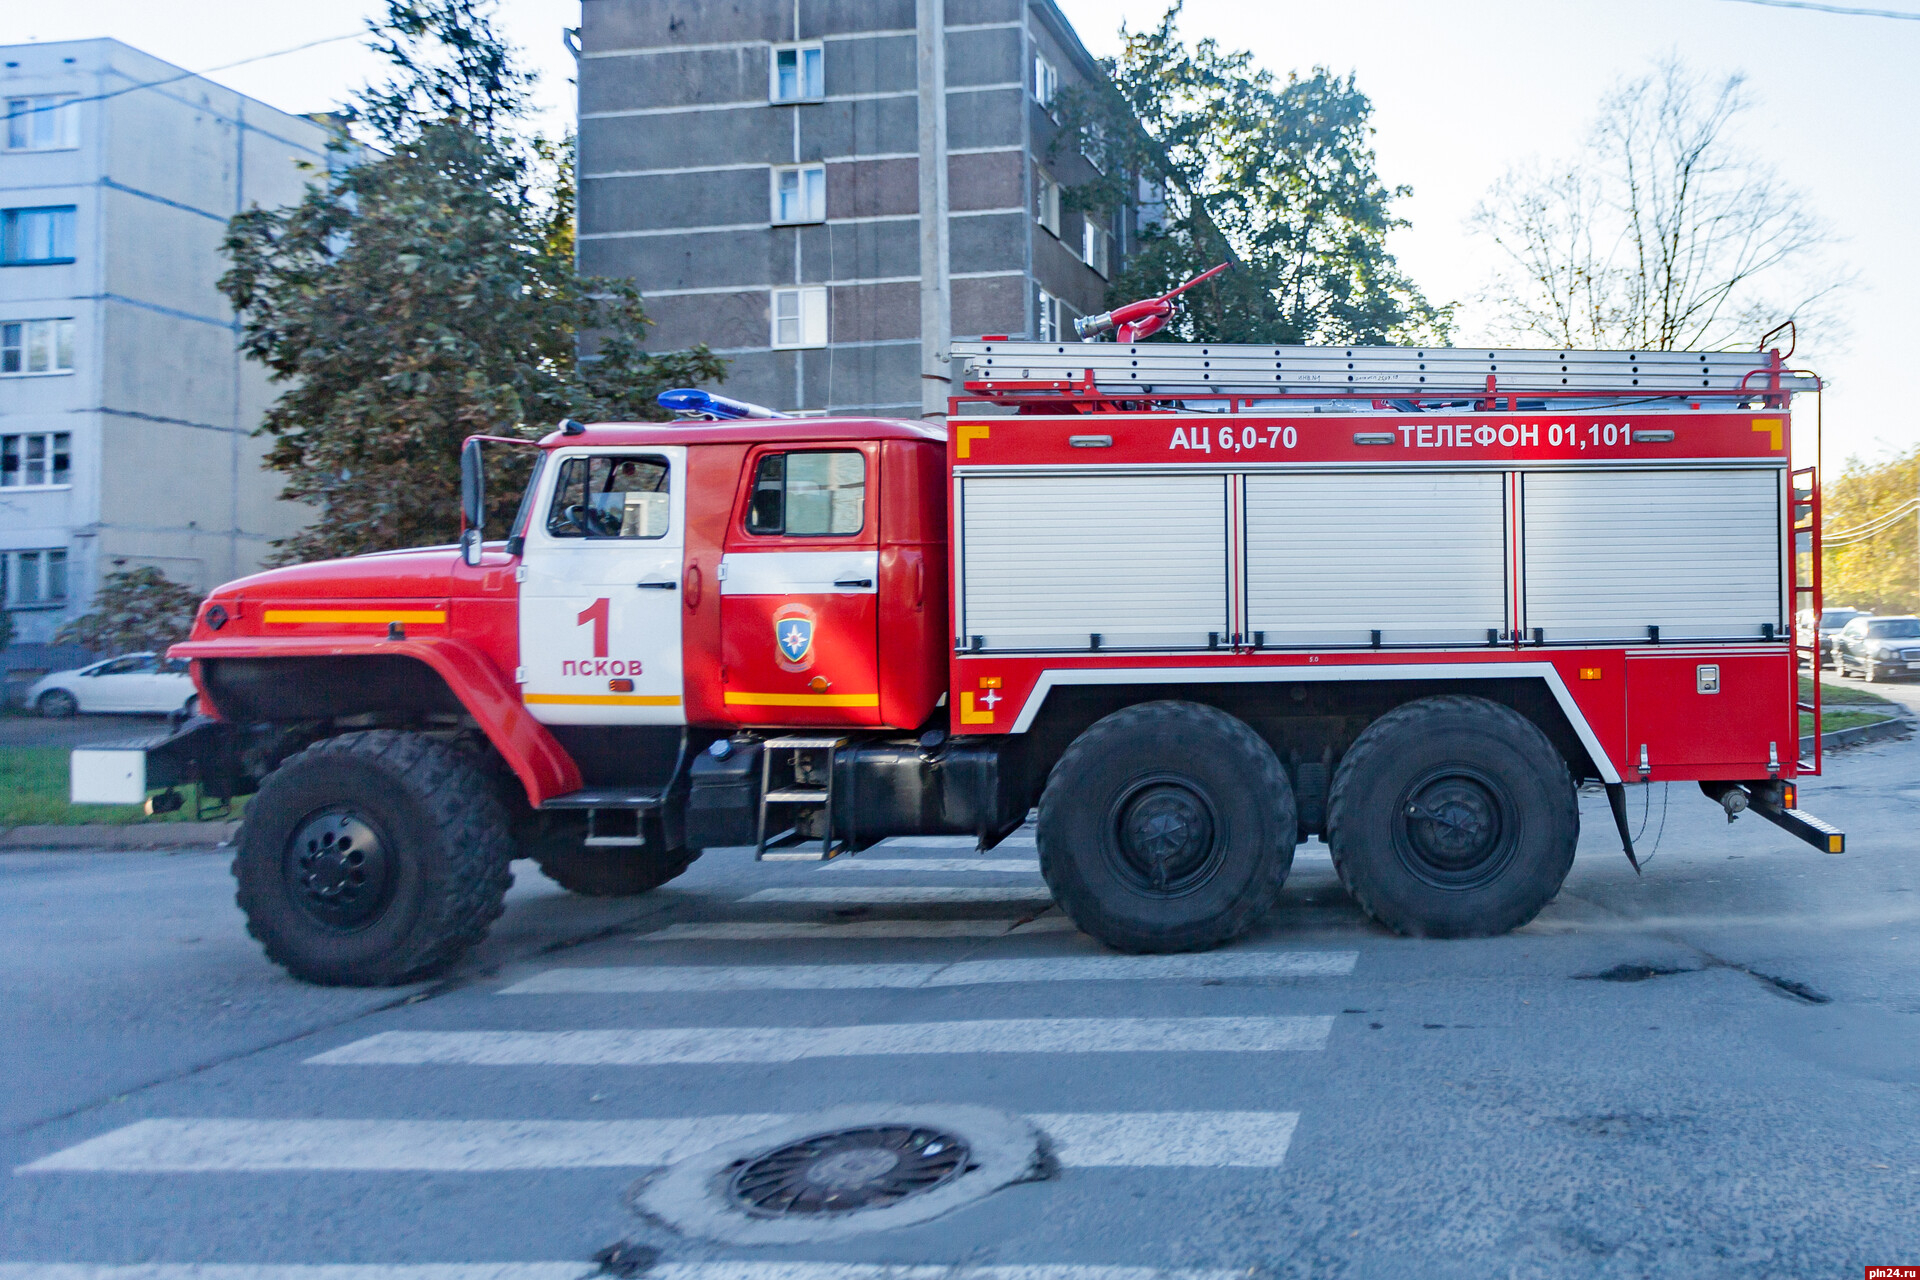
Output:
[
  {"left": 0, "top": 39, "right": 326, "bottom": 671},
  {"left": 576, "top": 0, "right": 1128, "bottom": 419}
]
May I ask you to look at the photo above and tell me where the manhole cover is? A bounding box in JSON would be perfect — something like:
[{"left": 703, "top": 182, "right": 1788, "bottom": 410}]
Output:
[
  {"left": 632, "top": 1104, "right": 1042, "bottom": 1244},
  {"left": 728, "top": 1125, "right": 970, "bottom": 1217}
]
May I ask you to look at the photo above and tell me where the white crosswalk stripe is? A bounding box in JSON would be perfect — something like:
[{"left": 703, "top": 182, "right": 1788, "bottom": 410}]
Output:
[
  {"left": 19, "top": 1110, "right": 1299, "bottom": 1173},
  {"left": 633, "top": 917, "right": 1077, "bottom": 941},
  {"left": 307, "top": 1016, "right": 1335, "bottom": 1065},
  {"left": 498, "top": 950, "right": 1358, "bottom": 993},
  {"left": 821, "top": 858, "right": 1040, "bottom": 873},
  {"left": 740, "top": 886, "right": 1055, "bottom": 905},
  {"left": 0, "top": 1266, "right": 1240, "bottom": 1280}
]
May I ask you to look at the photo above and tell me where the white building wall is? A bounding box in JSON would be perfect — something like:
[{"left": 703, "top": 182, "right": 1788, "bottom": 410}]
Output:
[{"left": 0, "top": 39, "right": 326, "bottom": 648}]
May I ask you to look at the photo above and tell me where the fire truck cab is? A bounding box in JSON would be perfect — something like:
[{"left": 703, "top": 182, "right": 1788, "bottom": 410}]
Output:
[{"left": 72, "top": 339, "right": 1843, "bottom": 987}]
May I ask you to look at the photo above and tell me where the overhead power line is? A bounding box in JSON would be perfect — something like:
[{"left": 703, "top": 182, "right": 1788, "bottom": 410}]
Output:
[
  {"left": 1717, "top": 0, "right": 1920, "bottom": 18},
  {"left": 8, "top": 30, "right": 365, "bottom": 121}
]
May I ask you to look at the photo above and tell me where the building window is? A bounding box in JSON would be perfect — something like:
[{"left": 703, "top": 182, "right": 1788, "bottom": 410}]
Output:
[
  {"left": 772, "top": 165, "right": 826, "bottom": 225},
  {"left": 1, "top": 206, "right": 77, "bottom": 265},
  {"left": 0, "top": 433, "right": 71, "bottom": 487},
  {"left": 1036, "top": 171, "right": 1061, "bottom": 237},
  {"left": 4, "top": 96, "right": 78, "bottom": 151},
  {"left": 2, "top": 319, "right": 75, "bottom": 374},
  {"left": 771, "top": 286, "right": 828, "bottom": 349},
  {"left": 771, "top": 44, "right": 824, "bottom": 103},
  {"left": 3, "top": 548, "right": 68, "bottom": 608},
  {"left": 1037, "top": 288, "right": 1066, "bottom": 342},
  {"left": 1033, "top": 54, "right": 1059, "bottom": 108},
  {"left": 1080, "top": 218, "right": 1110, "bottom": 278}
]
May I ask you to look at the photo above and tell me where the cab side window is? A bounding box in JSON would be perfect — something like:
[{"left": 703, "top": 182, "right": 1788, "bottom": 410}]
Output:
[
  {"left": 746, "top": 450, "right": 865, "bottom": 536},
  {"left": 547, "top": 455, "right": 670, "bottom": 539}
]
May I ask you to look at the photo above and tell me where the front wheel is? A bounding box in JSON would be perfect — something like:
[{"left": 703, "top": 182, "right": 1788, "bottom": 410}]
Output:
[
  {"left": 232, "top": 731, "right": 515, "bottom": 986},
  {"left": 1326, "top": 696, "right": 1578, "bottom": 938},
  {"left": 38, "top": 689, "right": 78, "bottom": 718},
  {"left": 1038, "top": 700, "right": 1296, "bottom": 953}
]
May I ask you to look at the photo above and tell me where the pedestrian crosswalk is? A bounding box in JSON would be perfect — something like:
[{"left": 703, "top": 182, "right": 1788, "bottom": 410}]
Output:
[
  {"left": 0, "top": 1266, "right": 1242, "bottom": 1280},
  {"left": 498, "top": 950, "right": 1357, "bottom": 993},
  {"left": 22, "top": 1112, "right": 1301, "bottom": 1173},
  {"left": 11, "top": 834, "right": 1354, "bottom": 1273}
]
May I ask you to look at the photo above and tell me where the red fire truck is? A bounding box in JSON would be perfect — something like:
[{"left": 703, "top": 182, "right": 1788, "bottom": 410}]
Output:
[{"left": 72, "top": 336, "right": 1842, "bottom": 986}]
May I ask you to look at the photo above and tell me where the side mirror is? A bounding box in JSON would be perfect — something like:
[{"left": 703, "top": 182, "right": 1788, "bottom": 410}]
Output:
[{"left": 459, "top": 438, "right": 485, "bottom": 566}]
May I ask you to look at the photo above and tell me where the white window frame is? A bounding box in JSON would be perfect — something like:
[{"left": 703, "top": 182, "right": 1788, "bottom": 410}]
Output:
[
  {"left": 771, "top": 285, "right": 829, "bottom": 350},
  {"left": 1037, "top": 288, "right": 1070, "bottom": 342},
  {"left": 1033, "top": 53, "right": 1059, "bottom": 109},
  {"left": 0, "top": 431, "right": 72, "bottom": 488},
  {"left": 770, "top": 43, "right": 825, "bottom": 104},
  {"left": 2, "top": 547, "right": 69, "bottom": 609},
  {"left": 1036, "top": 171, "right": 1061, "bottom": 238},
  {"left": 771, "top": 164, "right": 827, "bottom": 225},
  {"left": 1080, "top": 217, "right": 1110, "bottom": 278},
  {"left": 1, "top": 318, "right": 76, "bottom": 376},
  {"left": 4, "top": 96, "right": 78, "bottom": 151}
]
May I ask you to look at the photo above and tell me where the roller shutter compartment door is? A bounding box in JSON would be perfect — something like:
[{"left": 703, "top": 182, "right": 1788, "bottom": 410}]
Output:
[
  {"left": 1522, "top": 468, "right": 1783, "bottom": 642},
  {"left": 1244, "top": 471, "right": 1508, "bottom": 646},
  {"left": 959, "top": 474, "right": 1226, "bottom": 650}
]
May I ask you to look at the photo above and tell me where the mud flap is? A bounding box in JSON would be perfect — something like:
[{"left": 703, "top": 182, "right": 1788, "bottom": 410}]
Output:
[{"left": 1605, "top": 783, "right": 1640, "bottom": 873}]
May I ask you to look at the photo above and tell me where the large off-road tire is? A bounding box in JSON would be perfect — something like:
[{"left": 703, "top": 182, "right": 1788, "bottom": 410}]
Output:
[
  {"left": 232, "top": 731, "right": 516, "bottom": 986},
  {"left": 1037, "top": 700, "right": 1297, "bottom": 954},
  {"left": 533, "top": 817, "right": 699, "bottom": 897},
  {"left": 1325, "top": 695, "right": 1578, "bottom": 939}
]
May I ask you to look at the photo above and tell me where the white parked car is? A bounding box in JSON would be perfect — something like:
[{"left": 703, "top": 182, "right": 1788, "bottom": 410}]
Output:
[{"left": 27, "top": 652, "right": 198, "bottom": 717}]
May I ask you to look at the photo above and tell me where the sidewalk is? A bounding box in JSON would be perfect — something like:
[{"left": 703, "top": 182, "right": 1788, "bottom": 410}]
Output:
[{"left": 0, "top": 821, "right": 238, "bottom": 852}]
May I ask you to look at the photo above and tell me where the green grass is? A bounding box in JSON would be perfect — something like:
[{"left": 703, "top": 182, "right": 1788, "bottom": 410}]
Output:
[
  {"left": 1802, "top": 674, "right": 1900, "bottom": 707},
  {"left": 1799, "top": 707, "right": 1899, "bottom": 736},
  {"left": 0, "top": 746, "right": 247, "bottom": 827}
]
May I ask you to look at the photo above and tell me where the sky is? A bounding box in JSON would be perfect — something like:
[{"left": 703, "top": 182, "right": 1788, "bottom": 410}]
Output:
[{"left": 13, "top": 0, "right": 1919, "bottom": 473}]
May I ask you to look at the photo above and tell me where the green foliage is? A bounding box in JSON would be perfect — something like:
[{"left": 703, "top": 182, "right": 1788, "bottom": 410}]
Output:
[
  {"left": 1822, "top": 447, "right": 1919, "bottom": 616},
  {"left": 53, "top": 567, "right": 201, "bottom": 655},
  {"left": 1051, "top": 3, "right": 1448, "bottom": 346},
  {"left": 220, "top": 0, "right": 724, "bottom": 563}
]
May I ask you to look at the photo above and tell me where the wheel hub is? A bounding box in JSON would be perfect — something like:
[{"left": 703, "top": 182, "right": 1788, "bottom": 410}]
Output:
[
  {"left": 1395, "top": 771, "right": 1515, "bottom": 888},
  {"left": 726, "top": 1125, "right": 970, "bottom": 1217},
  {"left": 1112, "top": 780, "right": 1218, "bottom": 892},
  {"left": 286, "top": 808, "right": 394, "bottom": 930}
]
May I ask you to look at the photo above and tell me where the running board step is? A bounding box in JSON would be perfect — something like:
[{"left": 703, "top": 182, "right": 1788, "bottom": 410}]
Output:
[
  {"left": 757, "top": 736, "right": 847, "bottom": 861},
  {"left": 542, "top": 787, "right": 666, "bottom": 810}
]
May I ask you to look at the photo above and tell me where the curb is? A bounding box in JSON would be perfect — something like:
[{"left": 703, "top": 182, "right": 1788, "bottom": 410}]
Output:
[
  {"left": 0, "top": 821, "right": 239, "bottom": 852},
  {"left": 1800, "top": 711, "right": 1913, "bottom": 758}
]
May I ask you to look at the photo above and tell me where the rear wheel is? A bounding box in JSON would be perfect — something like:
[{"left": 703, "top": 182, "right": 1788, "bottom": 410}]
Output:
[
  {"left": 1037, "top": 700, "right": 1296, "bottom": 953},
  {"left": 232, "top": 731, "right": 515, "bottom": 986},
  {"left": 1326, "top": 696, "right": 1578, "bottom": 938},
  {"left": 532, "top": 815, "right": 699, "bottom": 897},
  {"left": 37, "top": 689, "right": 78, "bottom": 718}
]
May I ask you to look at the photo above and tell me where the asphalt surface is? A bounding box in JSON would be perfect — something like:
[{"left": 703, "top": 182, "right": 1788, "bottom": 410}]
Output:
[
  {"left": 0, "top": 712, "right": 173, "bottom": 749},
  {"left": 3, "top": 692, "right": 1918, "bottom": 1279}
]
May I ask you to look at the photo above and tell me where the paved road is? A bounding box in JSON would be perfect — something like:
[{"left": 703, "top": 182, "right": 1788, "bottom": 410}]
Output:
[
  {"left": 0, "top": 712, "right": 173, "bottom": 749},
  {"left": 3, "top": 727, "right": 1918, "bottom": 1279}
]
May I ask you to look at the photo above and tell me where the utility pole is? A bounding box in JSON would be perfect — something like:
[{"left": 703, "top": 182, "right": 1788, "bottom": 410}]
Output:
[{"left": 916, "top": 0, "right": 951, "bottom": 423}]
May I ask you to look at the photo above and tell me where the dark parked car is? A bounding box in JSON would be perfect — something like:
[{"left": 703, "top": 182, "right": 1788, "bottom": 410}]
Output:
[
  {"left": 1833, "top": 615, "right": 1920, "bottom": 682},
  {"left": 1797, "top": 605, "right": 1866, "bottom": 668}
]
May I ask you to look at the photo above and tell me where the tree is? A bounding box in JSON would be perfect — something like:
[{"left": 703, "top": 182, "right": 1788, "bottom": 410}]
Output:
[
  {"left": 220, "top": 0, "right": 724, "bottom": 564},
  {"left": 1051, "top": 4, "right": 1449, "bottom": 346},
  {"left": 54, "top": 567, "right": 201, "bottom": 655},
  {"left": 1469, "top": 59, "right": 1845, "bottom": 351},
  {"left": 1821, "top": 448, "right": 1919, "bottom": 616}
]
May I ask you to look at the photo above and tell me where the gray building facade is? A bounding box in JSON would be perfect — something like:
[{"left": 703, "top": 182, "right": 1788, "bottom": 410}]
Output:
[
  {"left": 576, "top": 0, "right": 1124, "bottom": 419},
  {"left": 0, "top": 39, "right": 325, "bottom": 649}
]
